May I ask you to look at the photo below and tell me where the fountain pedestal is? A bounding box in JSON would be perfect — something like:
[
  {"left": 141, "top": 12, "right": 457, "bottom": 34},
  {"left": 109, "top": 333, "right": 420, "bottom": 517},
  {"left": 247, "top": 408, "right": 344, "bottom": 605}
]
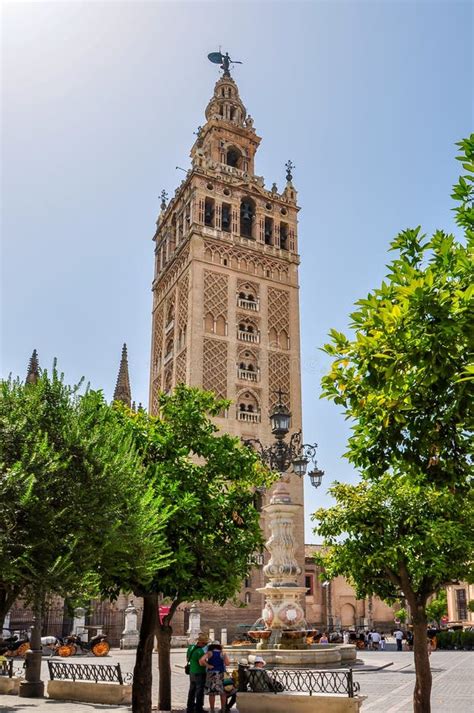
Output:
[{"left": 256, "top": 478, "right": 308, "bottom": 648}]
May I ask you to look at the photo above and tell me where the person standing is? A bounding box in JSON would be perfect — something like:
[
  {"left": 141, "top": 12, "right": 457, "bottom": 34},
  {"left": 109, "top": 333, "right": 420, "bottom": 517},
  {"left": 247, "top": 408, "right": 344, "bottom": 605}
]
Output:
[
  {"left": 199, "top": 641, "right": 230, "bottom": 713},
  {"left": 393, "top": 628, "right": 404, "bottom": 652},
  {"left": 186, "top": 632, "right": 208, "bottom": 713},
  {"left": 370, "top": 630, "right": 381, "bottom": 650}
]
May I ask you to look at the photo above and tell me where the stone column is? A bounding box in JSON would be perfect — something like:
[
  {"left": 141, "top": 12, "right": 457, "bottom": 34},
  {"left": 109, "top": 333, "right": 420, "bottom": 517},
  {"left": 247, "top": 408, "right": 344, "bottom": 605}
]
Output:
[
  {"left": 187, "top": 603, "right": 201, "bottom": 641},
  {"left": 120, "top": 601, "right": 139, "bottom": 649}
]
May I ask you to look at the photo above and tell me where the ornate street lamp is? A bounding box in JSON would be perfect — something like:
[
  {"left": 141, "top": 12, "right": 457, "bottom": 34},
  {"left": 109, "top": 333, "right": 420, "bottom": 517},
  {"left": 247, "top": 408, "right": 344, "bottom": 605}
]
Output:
[{"left": 244, "top": 389, "right": 324, "bottom": 488}]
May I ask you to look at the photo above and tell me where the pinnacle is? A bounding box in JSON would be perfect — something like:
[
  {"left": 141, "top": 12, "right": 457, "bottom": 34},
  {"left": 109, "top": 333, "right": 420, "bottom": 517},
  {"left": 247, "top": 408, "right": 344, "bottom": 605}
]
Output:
[
  {"left": 113, "top": 343, "right": 132, "bottom": 407},
  {"left": 26, "top": 349, "right": 40, "bottom": 384}
]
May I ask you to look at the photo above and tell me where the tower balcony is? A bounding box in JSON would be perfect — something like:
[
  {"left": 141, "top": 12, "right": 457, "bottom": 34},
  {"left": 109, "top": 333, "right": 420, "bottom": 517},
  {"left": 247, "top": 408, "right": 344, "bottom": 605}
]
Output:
[
  {"left": 238, "top": 330, "right": 260, "bottom": 344},
  {"left": 238, "top": 368, "right": 258, "bottom": 382},
  {"left": 237, "top": 411, "right": 261, "bottom": 424},
  {"left": 238, "top": 298, "right": 259, "bottom": 311}
]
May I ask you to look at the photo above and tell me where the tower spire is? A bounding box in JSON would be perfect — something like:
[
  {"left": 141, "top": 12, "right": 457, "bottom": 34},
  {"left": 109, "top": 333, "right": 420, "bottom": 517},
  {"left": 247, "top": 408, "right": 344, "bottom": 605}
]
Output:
[
  {"left": 113, "top": 343, "right": 131, "bottom": 407},
  {"left": 26, "top": 349, "right": 40, "bottom": 384}
]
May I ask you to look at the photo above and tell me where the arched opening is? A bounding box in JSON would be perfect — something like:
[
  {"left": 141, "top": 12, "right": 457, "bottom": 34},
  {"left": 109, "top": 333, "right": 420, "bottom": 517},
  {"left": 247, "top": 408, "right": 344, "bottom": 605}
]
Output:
[
  {"left": 221, "top": 203, "right": 231, "bottom": 232},
  {"left": 237, "top": 391, "right": 260, "bottom": 422},
  {"left": 269, "top": 327, "right": 278, "bottom": 348},
  {"left": 215, "top": 315, "right": 226, "bottom": 336},
  {"left": 205, "top": 313, "right": 214, "bottom": 333},
  {"left": 226, "top": 146, "right": 241, "bottom": 168},
  {"left": 264, "top": 217, "right": 273, "bottom": 245},
  {"left": 341, "top": 603, "right": 356, "bottom": 628},
  {"left": 204, "top": 198, "right": 215, "bottom": 227},
  {"left": 240, "top": 198, "right": 255, "bottom": 239},
  {"left": 280, "top": 222, "right": 289, "bottom": 250},
  {"left": 280, "top": 328, "right": 289, "bottom": 349}
]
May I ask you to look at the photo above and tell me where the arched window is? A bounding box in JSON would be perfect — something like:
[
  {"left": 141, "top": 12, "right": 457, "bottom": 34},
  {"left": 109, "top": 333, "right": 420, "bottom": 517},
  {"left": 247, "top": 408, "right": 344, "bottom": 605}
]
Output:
[
  {"left": 205, "top": 313, "right": 214, "bottom": 333},
  {"left": 222, "top": 203, "right": 231, "bottom": 232},
  {"left": 280, "top": 222, "right": 289, "bottom": 250},
  {"left": 226, "top": 147, "right": 241, "bottom": 168},
  {"left": 240, "top": 198, "right": 255, "bottom": 239},
  {"left": 264, "top": 217, "right": 273, "bottom": 245},
  {"left": 204, "top": 198, "right": 215, "bottom": 227},
  {"left": 215, "top": 315, "right": 226, "bottom": 336}
]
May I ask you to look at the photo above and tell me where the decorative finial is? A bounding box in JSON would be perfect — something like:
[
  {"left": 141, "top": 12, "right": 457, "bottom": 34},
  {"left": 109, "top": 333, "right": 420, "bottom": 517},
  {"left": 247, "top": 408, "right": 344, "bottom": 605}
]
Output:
[
  {"left": 160, "top": 190, "right": 168, "bottom": 211},
  {"left": 193, "top": 126, "right": 203, "bottom": 137},
  {"left": 271, "top": 182, "right": 278, "bottom": 194},
  {"left": 26, "top": 349, "right": 40, "bottom": 385},
  {"left": 285, "top": 160, "right": 295, "bottom": 182},
  {"left": 208, "top": 50, "right": 242, "bottom": 78},
  {"left": 113, "top": 343, "right": 132, "bottom": 408}
]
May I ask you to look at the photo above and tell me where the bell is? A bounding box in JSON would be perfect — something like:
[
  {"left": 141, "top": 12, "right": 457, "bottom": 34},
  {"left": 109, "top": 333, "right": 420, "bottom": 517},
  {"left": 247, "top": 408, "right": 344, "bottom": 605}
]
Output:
[{"left": 241, "top": 206, "right": 253, "bottom": 221}]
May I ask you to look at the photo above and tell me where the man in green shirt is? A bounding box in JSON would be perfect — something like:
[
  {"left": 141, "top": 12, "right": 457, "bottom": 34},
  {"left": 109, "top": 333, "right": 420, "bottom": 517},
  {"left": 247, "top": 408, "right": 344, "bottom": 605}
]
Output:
[{"left": 186, "top": 632, "right": 208, "bottom": 713}]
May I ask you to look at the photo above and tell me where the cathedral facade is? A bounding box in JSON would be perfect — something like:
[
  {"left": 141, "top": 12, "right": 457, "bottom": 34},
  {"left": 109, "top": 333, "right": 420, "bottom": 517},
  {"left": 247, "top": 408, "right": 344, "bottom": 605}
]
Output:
[{"left": 148, "top": 66, "right": 305, "bottom": 632}]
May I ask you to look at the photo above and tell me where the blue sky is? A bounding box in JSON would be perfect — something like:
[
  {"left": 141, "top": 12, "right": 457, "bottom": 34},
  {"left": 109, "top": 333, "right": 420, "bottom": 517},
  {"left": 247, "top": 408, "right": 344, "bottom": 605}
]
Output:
[{"left": 2, "top": 1, "right": 472, "bottom": 541}]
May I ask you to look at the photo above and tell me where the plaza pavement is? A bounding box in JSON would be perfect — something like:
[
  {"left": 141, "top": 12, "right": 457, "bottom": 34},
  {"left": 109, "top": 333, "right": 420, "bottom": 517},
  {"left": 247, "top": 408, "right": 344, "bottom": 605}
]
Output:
[{"left": 0, "top": 646, "right": 473, "bottom": 712}]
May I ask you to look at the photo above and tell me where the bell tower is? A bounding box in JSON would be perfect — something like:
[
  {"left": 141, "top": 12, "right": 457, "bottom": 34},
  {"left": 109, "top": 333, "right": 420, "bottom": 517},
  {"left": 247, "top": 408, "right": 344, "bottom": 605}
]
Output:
[{"left": 149, "top": 57, "right": 304, "bottom": 628}]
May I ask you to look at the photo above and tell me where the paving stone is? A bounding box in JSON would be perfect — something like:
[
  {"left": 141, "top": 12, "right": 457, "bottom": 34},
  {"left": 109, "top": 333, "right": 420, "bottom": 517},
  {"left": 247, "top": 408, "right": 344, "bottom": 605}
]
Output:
[{"left": 0, "top": 648, "right": 472, "bottom": 712}]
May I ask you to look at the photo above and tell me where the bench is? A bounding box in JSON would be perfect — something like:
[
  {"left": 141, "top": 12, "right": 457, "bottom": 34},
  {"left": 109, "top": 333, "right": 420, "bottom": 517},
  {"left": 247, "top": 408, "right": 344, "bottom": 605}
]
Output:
[
  {"left": 237, "top": 666, "right": 364, "bottom": 713},
  {"left": 239, "top": 665, "right": 360, "bottom": 697},
  {"left": 47, "top": 660, "right": 132, "bottom": 705}
]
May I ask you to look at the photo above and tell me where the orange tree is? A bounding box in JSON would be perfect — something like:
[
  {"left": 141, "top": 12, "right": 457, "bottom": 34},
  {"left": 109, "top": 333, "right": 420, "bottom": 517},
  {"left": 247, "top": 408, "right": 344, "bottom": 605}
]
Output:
[
  {"left": 0, "top": 363, "right": 172, "bottom": 636},
  {"left": 314, "top": 137, "right": 474, "bottom": 713},
  {"left": 112, "top": 385, "right": 273, "bottom": 713}
]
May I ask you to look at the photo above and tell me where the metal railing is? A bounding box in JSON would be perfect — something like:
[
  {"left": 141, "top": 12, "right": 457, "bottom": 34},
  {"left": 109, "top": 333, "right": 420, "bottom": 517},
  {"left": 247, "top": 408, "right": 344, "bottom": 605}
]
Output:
[
  {"left": 47, "top": 661, "right": 132, "bottom": 685},
  {"left": 238, "top": 666, "right": 360, "bottom": 698}
]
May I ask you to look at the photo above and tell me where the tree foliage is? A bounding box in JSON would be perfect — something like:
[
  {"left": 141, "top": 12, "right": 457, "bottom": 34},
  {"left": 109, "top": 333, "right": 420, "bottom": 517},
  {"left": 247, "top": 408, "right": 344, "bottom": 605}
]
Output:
[
  {"left": 426, "top": 590, "right": 447, "bottom": 625},
  {"left": 0, "top": 365, "right": 172, "bottom": 625},
  {"left": 314, "top": 136, "right": 474, "bottom": 713},
  {"left": 113, "top": 385, "right": 275, "bottom": 713}
]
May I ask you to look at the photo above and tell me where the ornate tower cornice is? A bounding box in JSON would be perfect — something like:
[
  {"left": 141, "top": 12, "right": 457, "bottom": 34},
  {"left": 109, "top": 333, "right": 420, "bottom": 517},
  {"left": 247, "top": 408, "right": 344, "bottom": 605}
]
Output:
[{"left": 113, "top": 343, "right": 132, "bottom": 407}]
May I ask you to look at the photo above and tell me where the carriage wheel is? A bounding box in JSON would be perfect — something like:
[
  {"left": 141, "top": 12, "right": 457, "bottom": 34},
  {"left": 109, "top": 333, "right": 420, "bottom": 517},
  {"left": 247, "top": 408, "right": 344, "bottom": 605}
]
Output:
[
  {"left": 58, "top": 644, "right": 76, "bottom": 657},
  {"left": 17, "top": 643, "right": 30, "bottom": 657},
  {"left": 92, "top": 641, "right": 110, "bottom": 657}
]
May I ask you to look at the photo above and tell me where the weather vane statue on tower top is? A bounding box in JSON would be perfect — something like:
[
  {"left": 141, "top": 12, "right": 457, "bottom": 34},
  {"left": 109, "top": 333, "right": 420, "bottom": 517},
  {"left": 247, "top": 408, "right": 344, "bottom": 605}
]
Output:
[{"left": 207, "top": 50, "right": 242, "bottom": 78}]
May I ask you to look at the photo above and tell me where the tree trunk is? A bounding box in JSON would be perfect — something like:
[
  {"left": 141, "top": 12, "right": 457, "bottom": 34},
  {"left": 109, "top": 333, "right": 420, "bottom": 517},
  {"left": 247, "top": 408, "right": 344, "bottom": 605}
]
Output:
[
  {"left": 412, "top": 605, "right": 432, "bottom": 713},
  {"left": 132, "top": 593, "right": 157, "bottom": 713},
  {"left": 156, "top": 621, "right": 173, "bottom": 712},
  {"left": 0, "top": 587, "right": 20, "bottom": 632}
]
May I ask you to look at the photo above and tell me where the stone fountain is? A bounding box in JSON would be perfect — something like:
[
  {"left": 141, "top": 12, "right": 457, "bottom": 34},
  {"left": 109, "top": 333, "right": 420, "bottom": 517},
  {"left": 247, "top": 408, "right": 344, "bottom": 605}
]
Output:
[{"left": 226, "top": 475, "right": 356, "bottom": 668}]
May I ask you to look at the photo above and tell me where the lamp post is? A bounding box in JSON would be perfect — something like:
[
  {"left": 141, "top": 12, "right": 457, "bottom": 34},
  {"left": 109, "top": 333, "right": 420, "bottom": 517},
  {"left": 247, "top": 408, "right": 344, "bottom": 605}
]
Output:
[
  {"left": 243, "top": 389, "right": 324, "bottom": 492},
  {"left": 244, "top": 390, "right": 324, "bottom": 647}
]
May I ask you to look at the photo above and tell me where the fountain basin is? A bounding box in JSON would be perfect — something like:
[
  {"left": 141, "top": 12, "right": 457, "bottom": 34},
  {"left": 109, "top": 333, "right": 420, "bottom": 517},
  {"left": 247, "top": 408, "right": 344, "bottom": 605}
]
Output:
[{"left": 225, "top": 643, "right": 356, "bottom": 668}]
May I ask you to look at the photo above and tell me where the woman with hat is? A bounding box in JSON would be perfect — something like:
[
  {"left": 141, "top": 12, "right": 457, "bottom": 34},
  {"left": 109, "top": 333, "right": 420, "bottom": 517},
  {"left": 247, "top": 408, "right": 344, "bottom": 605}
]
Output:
[{"left": 199, "top": 640, "right": 230, "bottom": 713}]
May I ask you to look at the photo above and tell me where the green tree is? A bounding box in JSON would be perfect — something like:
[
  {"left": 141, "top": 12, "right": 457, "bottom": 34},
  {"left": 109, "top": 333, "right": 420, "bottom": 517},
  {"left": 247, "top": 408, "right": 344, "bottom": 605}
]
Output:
[
  {"left": 114, "top": 385, "right": 273, "bottom": 713},
  {"left": 394, "top": 608, "right": 408, "bottom": 625},
  {"left": 0, "top": 363, "right": 172, "bottom": 633},
  {"left": 426, "top": 590, "right": 447, "bottom": 626},
  {"left": 314, "top": 136, "right": 474, "bottom": 713}
]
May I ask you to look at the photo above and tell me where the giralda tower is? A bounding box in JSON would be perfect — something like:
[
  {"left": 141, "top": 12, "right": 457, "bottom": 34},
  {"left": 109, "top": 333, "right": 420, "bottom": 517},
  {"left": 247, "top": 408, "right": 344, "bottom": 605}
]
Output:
[{"left": 149, "top": 55, "right": 305, "bottom": 629}]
